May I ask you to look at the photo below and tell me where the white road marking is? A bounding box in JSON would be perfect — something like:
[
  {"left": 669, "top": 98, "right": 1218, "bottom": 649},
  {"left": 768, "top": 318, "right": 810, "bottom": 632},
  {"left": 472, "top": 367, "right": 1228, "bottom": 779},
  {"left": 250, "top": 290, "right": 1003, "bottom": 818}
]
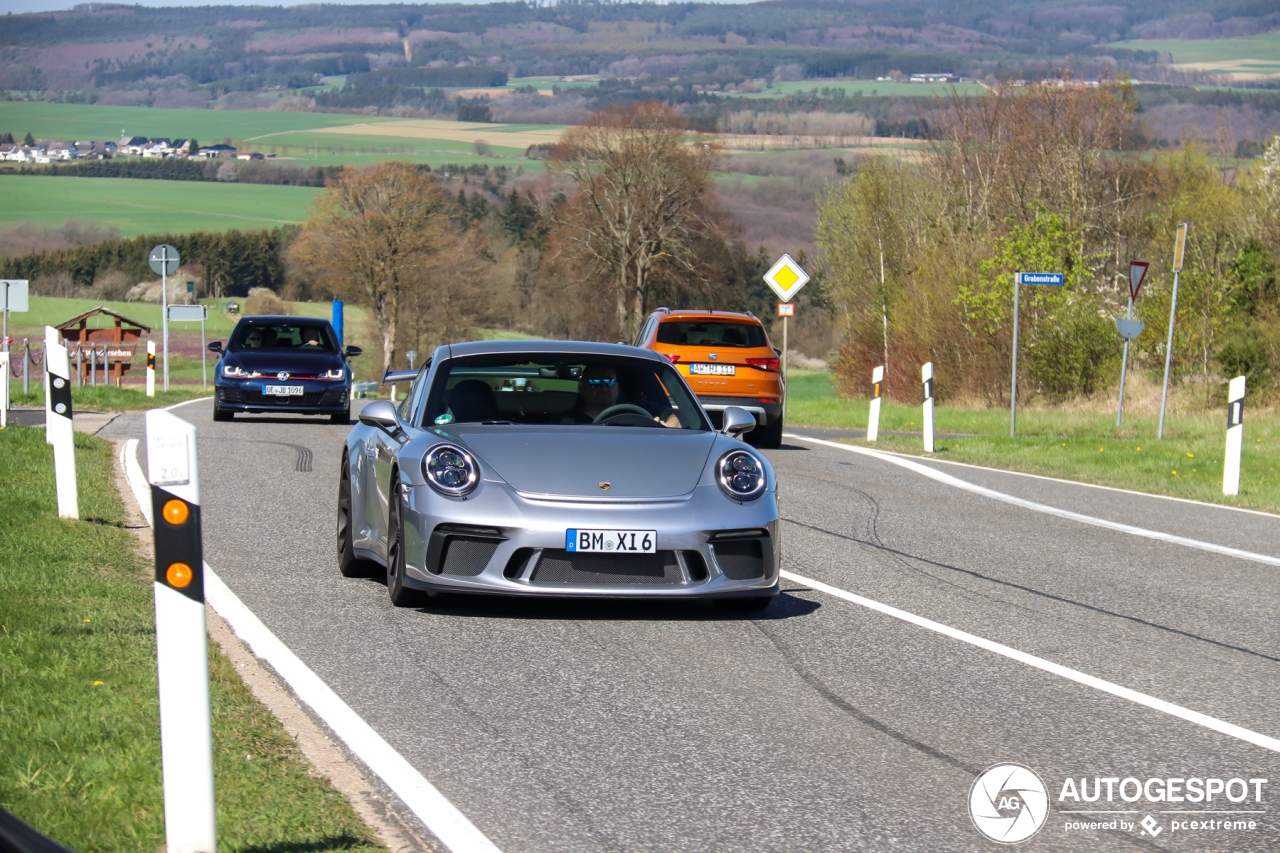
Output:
[
  {"left": 166, "top": 396, "right": 214, "bottom": 411},
  {"left": 123, "top": 439, "right": 503, "bottom": 853},
  {"left": 781, "top": 569, "right": 1280, "bottom": 755},
  {"left": 784, "top": 434, "right": 1280, "bottom": 568}
]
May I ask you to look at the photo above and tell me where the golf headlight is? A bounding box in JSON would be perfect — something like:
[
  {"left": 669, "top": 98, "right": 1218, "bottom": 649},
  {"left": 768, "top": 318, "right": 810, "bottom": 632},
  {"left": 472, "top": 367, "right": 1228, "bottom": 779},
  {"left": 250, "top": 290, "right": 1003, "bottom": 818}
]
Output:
[
  {"left": 222, "top": 364, "right": 248, "bottom": 377},
  {"left": 322, "top": 368, "right": 345, "bottom": 380},
  {"left": 716, "top": 450, "right": 766, "bottom": 501},
  {"left": 423, "top": 443, "right": 479, "bottom": 496}
]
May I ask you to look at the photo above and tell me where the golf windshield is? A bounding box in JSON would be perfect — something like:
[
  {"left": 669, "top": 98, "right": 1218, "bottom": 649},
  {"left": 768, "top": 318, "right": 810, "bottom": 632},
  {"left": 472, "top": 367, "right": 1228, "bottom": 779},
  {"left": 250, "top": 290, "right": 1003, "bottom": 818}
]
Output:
[
  {"left": 422, "top": 355, "right": 709, "bottom": 429},
  {"left": 228, "top": 323, "right": 338, "bottom": 352}
]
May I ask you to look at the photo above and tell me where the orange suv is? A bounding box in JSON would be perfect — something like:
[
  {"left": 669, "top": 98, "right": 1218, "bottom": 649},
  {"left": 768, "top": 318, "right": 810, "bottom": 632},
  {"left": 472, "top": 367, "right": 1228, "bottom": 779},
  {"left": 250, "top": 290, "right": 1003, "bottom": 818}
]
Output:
[{"left": 635, "top": 308, "right": 784, "bottom": 448}]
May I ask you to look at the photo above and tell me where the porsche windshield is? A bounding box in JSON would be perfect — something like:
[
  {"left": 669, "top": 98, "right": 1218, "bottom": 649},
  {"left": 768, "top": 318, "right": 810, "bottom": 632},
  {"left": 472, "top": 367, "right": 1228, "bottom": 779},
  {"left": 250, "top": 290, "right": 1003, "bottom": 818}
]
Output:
[{"left": 423, "top": 355, "right": 710, "bottom": 429}]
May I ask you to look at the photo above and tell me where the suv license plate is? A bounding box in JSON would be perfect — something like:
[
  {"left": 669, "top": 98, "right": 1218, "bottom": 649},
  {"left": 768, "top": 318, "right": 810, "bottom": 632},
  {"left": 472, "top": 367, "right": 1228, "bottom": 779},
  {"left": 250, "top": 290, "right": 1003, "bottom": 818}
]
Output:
[
  {"left": 263, "top": 385, "right": 304, "bottom": 396},
  {"left": 566, "top": 529, "right": 656, "bottom": 553},
  {"left": 690, "top": 363, "right": 735, "bottom": 376}
]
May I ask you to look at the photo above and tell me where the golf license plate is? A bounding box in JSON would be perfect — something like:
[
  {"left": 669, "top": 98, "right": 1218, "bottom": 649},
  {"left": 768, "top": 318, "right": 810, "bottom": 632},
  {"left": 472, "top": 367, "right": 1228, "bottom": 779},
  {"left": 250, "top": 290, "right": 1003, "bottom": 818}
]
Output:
[
  {"left": 263, "top": 385, "right": 304, "bottom": 396},
  {"left": 690, "top": 363, "right": 735, "bottom": 376},
  {"left": 566, "top": 529, "right": 657, "bottom": 554}
]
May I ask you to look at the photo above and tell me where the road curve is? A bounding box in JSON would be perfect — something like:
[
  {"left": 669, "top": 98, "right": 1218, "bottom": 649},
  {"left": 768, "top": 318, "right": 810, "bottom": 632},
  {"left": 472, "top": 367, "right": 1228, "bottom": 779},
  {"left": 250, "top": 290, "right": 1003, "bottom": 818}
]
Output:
[{"left": 100, "top": 402, "right": 1280, "bottom": 852}]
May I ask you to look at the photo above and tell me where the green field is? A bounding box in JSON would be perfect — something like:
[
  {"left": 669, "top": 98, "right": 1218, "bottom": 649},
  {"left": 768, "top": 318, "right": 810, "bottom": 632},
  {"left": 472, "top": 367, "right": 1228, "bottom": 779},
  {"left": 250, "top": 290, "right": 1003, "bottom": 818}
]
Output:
[
  {"left": 743, "top": 79, "right": 987, "bottom": 98},
  {"left": 0, "top": 176, "right": 319, "bottom": 237},
  {"left": 1109, "top": 30, "right": 1280, "bottom": 77},
  {"left": 0, "top": 102, "right": 403, "bottom": 147}
]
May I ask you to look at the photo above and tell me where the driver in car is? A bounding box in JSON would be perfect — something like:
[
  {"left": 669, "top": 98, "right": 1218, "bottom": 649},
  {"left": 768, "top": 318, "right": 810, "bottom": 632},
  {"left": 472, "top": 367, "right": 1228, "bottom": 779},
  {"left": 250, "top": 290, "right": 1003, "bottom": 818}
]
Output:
[{"left": 563, "top": 366, "right": 680, "bottom": 427}]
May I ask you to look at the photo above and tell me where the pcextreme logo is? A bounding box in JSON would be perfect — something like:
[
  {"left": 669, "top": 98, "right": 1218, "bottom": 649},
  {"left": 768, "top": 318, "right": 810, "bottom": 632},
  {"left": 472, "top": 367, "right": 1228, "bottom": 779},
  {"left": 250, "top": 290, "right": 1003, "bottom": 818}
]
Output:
[{"left": 969, "top": 764, "right": 1050, "bottom": 844}]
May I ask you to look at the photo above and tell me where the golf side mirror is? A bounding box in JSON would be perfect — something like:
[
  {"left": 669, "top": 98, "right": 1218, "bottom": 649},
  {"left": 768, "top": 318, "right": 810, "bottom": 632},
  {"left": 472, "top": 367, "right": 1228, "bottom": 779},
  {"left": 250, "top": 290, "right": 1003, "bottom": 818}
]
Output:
[
  {"left": 358, "top": 399, "right": 400, "bottom": 434},
  {"left": 721, "top": 406, "right": 757, "bottom": 439},
  {"left": 207, "top": 341, "right": 223, "bottom": 353},
  {"left": 345, "top": 345, "right": 363, "bottom": 358}
]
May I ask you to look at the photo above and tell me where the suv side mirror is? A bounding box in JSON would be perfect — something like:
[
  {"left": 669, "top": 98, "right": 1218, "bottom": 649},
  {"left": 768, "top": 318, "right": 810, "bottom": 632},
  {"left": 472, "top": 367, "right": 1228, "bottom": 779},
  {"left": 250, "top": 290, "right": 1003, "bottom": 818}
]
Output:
[
  {"left": 344, "top": 345, "right": 363, "bottom": 358},
  {"left": 721, "top": 406, "right": 757, "bottom": 439},
  {"left": 207, "top": 341, "right": 223, "bottom": 354}
]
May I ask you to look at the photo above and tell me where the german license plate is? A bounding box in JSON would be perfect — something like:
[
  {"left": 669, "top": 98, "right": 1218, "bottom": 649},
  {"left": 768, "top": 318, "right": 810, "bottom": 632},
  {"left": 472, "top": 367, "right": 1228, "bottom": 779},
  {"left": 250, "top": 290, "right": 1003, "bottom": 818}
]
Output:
[
  {"left": 690, "top": 363, "right": 734, "bottom": 376},
  {"left": 263, "top": 385, "right": 304, "bottom": 396},
  {"left": 566, "top": 529, "right": 656, "bottom": 554}
]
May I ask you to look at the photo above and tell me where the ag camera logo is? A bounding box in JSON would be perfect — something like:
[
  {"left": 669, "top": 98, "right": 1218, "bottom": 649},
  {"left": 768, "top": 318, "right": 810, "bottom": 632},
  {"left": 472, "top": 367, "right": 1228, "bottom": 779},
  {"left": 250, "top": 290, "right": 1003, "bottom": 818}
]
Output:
[{"left": 970, "top": 763, "right": 1050, "bottom": 844}]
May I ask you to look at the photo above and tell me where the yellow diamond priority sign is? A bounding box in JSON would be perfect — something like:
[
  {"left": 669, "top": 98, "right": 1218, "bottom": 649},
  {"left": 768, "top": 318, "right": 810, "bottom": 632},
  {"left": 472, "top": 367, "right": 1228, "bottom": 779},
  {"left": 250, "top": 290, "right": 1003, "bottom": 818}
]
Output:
[{"left": 763, "top": 254, "right": 810, "bottom": 302}]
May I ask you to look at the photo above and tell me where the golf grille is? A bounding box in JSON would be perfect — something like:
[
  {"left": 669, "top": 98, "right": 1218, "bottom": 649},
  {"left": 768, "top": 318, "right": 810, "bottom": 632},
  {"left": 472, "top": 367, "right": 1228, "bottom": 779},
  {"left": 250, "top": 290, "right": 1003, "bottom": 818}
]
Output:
[
  {"left": 531, "top": 549, "right": 683, "bottom": 585},
  {"left": 712, "top": 539, "right": 765, "bottom": 580},
  {"left": 439, "top": 537, "right": 500, "bottom": 577}
]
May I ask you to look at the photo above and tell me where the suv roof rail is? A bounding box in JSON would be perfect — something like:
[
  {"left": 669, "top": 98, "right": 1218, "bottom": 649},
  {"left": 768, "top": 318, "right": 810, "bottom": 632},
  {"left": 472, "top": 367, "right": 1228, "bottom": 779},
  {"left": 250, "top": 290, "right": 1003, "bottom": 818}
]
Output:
[
  {"left": 746, "top": 311, "right": 757, "bottom": 320},
  {"left": 656, "top": 306, "right": 669, "bottom": 314}
]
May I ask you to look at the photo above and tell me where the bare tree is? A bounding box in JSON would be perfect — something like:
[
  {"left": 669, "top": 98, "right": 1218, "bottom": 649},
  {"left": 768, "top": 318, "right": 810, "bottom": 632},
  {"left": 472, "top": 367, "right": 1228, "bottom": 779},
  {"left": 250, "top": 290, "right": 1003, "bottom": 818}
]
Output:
[
  {"left": 290, "top": 161, "right": 449, "bottom": 375},
  {"left": 549, "top": 102, "right": 725, "bottom": 339}
]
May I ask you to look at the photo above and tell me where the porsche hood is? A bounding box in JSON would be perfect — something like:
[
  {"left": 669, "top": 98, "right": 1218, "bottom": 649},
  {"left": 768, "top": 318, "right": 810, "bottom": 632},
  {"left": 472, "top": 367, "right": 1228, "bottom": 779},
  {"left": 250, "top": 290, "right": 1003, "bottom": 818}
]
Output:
[{"left": 447, "top": 427, "right": 717, "bottom": 499}]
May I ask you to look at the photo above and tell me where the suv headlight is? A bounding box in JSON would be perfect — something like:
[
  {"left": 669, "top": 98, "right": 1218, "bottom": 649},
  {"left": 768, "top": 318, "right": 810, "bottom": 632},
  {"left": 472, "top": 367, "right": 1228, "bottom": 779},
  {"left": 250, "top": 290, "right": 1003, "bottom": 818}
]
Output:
[
  {"left": 716, "top": 450, "right": 766, "bottom": 501},
  {"left": 423, "top": 443, "right": 479, "bottom": 497}
]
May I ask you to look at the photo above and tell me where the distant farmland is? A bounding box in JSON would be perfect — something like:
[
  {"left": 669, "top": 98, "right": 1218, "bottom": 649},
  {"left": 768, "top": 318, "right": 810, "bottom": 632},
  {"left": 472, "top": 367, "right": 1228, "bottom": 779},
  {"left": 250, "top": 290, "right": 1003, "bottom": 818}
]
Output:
[{"left": 0, "top": 176, "right": 320, "bottom": 237}]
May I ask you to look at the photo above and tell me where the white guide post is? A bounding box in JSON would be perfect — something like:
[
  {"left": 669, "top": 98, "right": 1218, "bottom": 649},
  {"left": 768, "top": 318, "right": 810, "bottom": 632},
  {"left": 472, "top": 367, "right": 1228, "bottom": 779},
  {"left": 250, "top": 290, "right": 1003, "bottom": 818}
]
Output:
[
  {"left": 147, "top": 340, "right": 156, "bottom": 397},
  {"left": 44, "top": 327, "right": 78, "bottom": 519},
  {"left": 0, "top": 352, "right": 8, "bottom": 429},
  {"left": 867, "top": 365, "right": 884, "bottom": 442},
  {"left": 922, "top": 362, "right": 935, "bottom": 453},
  {"left": 145, "top": 410, "right": 216, "bottom": 853},
  {"left": 1223, "top": 375, "right": 1246, "bottom": 497}
]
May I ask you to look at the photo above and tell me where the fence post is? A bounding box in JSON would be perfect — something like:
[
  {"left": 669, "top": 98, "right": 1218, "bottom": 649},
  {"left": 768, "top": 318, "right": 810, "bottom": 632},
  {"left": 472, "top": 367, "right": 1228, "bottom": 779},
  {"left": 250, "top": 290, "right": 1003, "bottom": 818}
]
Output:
[
  {"left": 103, "top": 345, "right": 110, "bottom": 387},
  {"left": 1223, "top": 376, "right": 1246, "bottom": 496},
  {"left": 0, "top": 352, "right": 8, "bottom": 428},
  {"left": 922, "top": 362, "right": 935, "bottom": 453},
  {"left": 867, "top": 365, "right": 884, "bottom": 442},
  {"left": 90, "top": 345, "right": 97, "bottom": 387},
  {"left": 44, "top": 327, "right": 77, "bottom": 519},
  {"left": 22, "top": 340, "right": 29, "bottom": 396},
  {"left": 145, "top": 409, "right": 217, "bottom": 853}
]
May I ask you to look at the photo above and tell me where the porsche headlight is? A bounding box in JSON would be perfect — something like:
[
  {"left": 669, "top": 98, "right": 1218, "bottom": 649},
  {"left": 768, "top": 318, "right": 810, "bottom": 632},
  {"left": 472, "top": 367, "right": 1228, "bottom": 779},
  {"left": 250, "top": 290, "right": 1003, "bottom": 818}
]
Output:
[
  {"left": 716, "top": 450, "right": 766, "bottom": 501},
  {"left": 423, "top": 443, "right": 479, "bottom": 497}
]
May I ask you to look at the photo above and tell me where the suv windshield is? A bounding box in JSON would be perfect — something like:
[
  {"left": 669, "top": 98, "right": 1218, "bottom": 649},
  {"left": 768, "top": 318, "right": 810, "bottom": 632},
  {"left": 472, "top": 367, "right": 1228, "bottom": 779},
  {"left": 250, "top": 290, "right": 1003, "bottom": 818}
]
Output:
[
  {"left": 229, "top": 322, "right": 337, "bottom": 352},
  {"left": 656, "top": 321, "right": 768, "bottom": 348},
  {"left": 423, "top": 355, "right": 709, "bottom": 429}
]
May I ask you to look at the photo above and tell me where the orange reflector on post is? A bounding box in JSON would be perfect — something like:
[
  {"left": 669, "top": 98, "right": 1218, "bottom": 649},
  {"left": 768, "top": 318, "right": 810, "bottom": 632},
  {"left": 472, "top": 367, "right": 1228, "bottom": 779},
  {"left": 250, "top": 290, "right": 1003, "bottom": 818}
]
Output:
[
  {"left": 163, "top": 499, "right": 189, "bottom": 526},
  {"left": 166, "top": 562, "right": 193, "bottom": 588}
]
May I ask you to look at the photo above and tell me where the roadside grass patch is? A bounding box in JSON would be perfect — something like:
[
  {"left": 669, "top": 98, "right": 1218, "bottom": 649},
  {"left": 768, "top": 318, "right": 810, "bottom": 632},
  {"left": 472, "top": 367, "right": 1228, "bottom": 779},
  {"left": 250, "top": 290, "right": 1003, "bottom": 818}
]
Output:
[
  {"left": 0, "top": 426, "right": 385, "bottom": 852},
  {"left": 9, "top": 383, "right": 211, "bottom": 412},
  {"left": 786, "top": 370, "right": 1280, "bottom": 513}
]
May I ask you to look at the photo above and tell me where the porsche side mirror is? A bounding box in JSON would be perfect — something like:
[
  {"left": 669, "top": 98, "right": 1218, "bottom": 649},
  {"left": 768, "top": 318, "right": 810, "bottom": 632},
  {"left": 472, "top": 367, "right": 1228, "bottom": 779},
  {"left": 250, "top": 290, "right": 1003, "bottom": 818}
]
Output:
[
  {"left": 721, "top": 406, "right": 757, "bottom": 439},
  {"left": 358, "top": 399, "right": 400, "bottom": 434},
  {"left": 345, "top": 345, "right": 363, "bottom": 358},
  {"left": 207, "top": 341, "right": 223, "bottom": 354}
]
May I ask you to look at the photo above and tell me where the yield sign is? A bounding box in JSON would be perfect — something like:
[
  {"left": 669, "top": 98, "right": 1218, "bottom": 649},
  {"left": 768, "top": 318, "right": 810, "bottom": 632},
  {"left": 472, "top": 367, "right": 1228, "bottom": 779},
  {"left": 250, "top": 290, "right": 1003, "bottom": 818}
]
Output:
[
  {"left": 1128, "top": 261, "right": 1149, "bottom": 301},
  {"left": 763, "top": 254, "right": 810, "bottom": 301}
]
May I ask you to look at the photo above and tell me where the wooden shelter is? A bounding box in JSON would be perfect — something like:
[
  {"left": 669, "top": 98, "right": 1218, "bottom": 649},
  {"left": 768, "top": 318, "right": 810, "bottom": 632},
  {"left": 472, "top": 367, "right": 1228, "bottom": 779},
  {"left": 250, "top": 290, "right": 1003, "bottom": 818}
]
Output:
[{"left": 56, "top": 307, "right": 151, "bottom": 385}]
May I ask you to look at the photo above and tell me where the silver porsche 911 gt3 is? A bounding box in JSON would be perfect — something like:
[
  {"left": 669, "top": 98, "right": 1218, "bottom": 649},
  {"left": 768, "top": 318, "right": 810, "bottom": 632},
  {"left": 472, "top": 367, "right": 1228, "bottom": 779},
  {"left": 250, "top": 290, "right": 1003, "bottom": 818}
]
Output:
[{"left": 337, "top": 340, "right": 780, "bottom": 610}]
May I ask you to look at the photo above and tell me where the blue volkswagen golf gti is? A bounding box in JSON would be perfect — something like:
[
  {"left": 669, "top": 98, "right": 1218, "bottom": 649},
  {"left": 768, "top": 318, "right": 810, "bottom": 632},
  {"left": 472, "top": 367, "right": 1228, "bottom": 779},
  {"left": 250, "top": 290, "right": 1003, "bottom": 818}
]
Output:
[{"left": 209, "top": 315, "right": 362, "bottom": 423}]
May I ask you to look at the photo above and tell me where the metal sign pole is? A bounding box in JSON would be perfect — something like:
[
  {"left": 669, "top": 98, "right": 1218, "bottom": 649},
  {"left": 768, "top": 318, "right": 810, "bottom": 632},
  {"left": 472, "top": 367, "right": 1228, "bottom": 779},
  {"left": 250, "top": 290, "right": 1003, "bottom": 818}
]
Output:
[
  {"left": 781, "top": 314, "right": 788, "bottom": 420},
  {"left": 1159, "top": 224, "right": 1189, "bottom": 440},
  {"left": 201, "top": 312, "right": 207, "bottom": 391},
  {"left": 1116, "top": 293, "right": 1134, "bottom": 428},
  {"left": 162, "top": 251, "right": 169, "bottom": 392},
  {"left": 1010, "top": 272, "right": 1021, "bottom": 437}
]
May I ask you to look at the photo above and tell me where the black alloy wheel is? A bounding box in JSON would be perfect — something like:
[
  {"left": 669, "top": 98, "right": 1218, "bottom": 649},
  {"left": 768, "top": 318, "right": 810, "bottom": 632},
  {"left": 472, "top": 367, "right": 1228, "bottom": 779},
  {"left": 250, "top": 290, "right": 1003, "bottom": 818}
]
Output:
[
  {"left": 331, "top": 405, "right": 351, "bottom": 425},
  {"left": 212, "top": 404, "right": 232, "bottom": 422},
  {"left": 386, "top": 476, "right": 424, "bottom": 607},
  {"left": 337, "top": 452, "right": 376, "bottom": 578},
  {"left": 751, "top": 415, "right": 783, "bottom": 449}
]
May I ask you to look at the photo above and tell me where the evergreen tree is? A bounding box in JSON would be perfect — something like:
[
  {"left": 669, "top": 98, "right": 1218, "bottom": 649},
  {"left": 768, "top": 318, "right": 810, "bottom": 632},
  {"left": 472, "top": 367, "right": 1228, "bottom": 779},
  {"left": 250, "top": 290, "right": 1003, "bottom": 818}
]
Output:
[{"left": 23, "top": 132, "right": 34, "bottom": 146}]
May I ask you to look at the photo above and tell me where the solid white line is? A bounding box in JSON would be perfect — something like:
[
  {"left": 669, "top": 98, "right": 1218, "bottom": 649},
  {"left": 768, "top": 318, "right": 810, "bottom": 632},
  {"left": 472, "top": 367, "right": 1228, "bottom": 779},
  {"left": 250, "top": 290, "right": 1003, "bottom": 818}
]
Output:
[
  {"left": 780, "top": 569, "right": 1280, "bottom": 755},
  {"left": 166, "top": 396, "right": 213, "bottom": 411},
  {"left": 123, "top": 439, "right": 502, "bottom": 853},
  {"left": 784, "top": 434, "right": 1280, "bottom": 568}
]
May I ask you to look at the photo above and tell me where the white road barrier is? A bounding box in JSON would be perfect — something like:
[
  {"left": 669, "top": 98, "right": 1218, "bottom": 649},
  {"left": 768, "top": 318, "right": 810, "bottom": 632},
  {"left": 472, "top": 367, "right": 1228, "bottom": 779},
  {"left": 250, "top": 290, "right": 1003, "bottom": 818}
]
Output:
[
  {"left": 147, "top": 340, "right": 156, "bottom": 397},
  {"left": 145, "top": 410, "right": 216, "bottom": 853},
  {"left": 867, "top": 365, "right": 884, "bottom": 442},
  {"left": 921, "top": 362, "right": 935, "bottom": 453},
  {"left": 1223, "top": 375, "right": 1245, "bottom": 496},
  {"left": 0, "top": 352, "right": 8, "bottom": 429},
  {"left": 44, "top": 328, "right": 77, "bottom": 519}
]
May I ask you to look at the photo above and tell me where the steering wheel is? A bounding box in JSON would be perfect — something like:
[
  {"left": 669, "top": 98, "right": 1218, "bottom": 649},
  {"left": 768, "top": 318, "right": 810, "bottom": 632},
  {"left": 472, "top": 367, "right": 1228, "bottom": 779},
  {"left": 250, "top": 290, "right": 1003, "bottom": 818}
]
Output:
[{"left": 592, "top": 403, "right": 656, "bottom": 424}]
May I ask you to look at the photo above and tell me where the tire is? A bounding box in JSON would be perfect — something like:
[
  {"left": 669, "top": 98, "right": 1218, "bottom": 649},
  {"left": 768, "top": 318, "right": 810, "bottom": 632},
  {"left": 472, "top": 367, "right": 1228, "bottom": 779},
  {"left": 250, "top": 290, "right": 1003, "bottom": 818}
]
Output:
[
  {"left": 330, "top": 405, "right": 351, "bottom": 425},
  {"left": 715, "top": 596, "right": 774, "bottom": 612},
  {"left": 336, "top": 453, "right": 376, "bottom": 578},
  {"left": 212, "top": 404, "right": 232, "bottom": 422},
  {"left": 386, "top": 476, "right": 425, "bottom": 607},
  {"left": 751, "top": 415, "right": 783, "bottom": 449}
]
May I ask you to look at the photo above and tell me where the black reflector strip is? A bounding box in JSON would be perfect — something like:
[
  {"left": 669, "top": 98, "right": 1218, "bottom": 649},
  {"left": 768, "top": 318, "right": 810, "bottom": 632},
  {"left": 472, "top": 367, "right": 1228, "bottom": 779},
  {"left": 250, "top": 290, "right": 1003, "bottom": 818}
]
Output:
[{"left": 151, "top": 487, "right": 204, "bottom": 603}]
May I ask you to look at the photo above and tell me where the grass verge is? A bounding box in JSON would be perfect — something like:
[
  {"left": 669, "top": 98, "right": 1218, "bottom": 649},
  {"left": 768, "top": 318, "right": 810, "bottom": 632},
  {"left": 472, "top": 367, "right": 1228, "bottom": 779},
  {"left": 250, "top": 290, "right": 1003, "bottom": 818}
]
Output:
[
  {"left": 0, "top": 425, "right": 386, "bottom": 852},
  {"left": 786, "top": 370, "right": 1280, "bottom": 513},
  {"left": 9, "top": 383, "right": 211, "bottom": 412}
]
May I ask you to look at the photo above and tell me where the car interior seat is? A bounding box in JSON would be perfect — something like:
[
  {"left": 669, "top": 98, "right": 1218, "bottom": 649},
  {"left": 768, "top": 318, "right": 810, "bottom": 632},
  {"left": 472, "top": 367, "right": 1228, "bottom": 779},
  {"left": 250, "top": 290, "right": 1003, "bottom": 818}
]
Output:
[{"left": 448, "top": 379, "right": 499, "bottom": 422}]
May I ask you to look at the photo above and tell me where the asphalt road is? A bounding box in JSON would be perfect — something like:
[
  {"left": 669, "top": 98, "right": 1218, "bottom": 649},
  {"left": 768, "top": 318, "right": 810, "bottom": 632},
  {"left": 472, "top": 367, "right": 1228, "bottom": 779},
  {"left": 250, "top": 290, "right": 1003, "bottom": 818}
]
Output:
[{"left": 101, "top": 401, "right": 1280, "bottom": 852}]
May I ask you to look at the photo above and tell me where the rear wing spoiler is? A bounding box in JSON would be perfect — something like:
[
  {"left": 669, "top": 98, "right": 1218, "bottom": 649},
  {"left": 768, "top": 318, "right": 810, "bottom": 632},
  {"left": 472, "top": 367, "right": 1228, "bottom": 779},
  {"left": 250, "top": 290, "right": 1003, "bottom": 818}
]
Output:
[{"left": 381, "top": 368, "right": 418, "bottom": 385}]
